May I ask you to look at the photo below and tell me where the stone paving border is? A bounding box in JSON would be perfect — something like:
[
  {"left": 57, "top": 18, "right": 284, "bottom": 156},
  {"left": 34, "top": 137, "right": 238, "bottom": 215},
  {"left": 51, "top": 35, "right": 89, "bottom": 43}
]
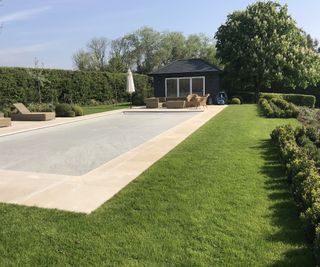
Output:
[{"left": 0, "top": 106, "right": 226, "bottom": 213}]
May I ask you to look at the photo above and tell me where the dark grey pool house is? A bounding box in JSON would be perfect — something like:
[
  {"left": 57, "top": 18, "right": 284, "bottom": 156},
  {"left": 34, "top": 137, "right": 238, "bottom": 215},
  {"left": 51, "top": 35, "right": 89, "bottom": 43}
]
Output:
[{"left": 149, "top": 59, "right": 222, "bottom": 101}]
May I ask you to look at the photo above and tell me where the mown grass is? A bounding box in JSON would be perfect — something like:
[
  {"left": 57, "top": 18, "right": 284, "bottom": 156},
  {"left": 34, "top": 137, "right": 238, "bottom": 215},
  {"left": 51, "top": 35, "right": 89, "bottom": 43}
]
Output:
[
  {"left": 0, "top": 105, "right": 315, "bottom": 266},
  {"left": 82, "top": 102, "right": 130, "bottom": 115}
]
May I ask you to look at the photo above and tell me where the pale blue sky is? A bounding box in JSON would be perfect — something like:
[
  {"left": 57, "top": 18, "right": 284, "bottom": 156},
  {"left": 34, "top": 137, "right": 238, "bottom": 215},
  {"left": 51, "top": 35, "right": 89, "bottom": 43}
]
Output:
[{"left": 0, "top": 0, "right": 319, "bottom": 69}]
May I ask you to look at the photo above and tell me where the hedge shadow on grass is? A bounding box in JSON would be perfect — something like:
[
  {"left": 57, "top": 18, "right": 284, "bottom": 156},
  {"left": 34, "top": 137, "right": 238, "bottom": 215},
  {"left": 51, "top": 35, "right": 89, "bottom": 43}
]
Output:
[
  {"left": 256, "top": 104, "right": 265, "bottom": 117},
  {"left": 258, "top": 139, "right": 315, "bottom": 266}
]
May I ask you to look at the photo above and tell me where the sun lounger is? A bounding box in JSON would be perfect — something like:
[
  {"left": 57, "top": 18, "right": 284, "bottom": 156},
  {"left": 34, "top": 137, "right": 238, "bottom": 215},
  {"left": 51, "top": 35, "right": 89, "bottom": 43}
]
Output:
[
  {"left": 11, "top": 103, "right": 55, "bottom": 121},
  {"left": 0, "top": 112, "right": 11, "bottom": 127}
]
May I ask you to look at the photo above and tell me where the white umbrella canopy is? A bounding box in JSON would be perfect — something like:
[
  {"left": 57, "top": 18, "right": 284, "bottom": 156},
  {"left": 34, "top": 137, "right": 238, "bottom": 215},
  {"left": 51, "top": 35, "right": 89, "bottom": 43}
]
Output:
[
  {"left": 126, "top": 69, "right": 135, "bottom": 108},
  {"left": 126, "top": 69, "right": 135, "bottom": 94}
]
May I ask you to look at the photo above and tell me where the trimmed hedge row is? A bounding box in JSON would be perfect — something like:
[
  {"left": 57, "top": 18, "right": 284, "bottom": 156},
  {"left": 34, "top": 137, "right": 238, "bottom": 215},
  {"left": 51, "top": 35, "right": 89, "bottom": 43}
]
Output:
[
  {"left": 0, "top": 67, "right": 152, "bottom": 108},
  {"left": 259, "top": 97, "right": 299, "bottom": 118},
  {"left": 226, "top": 91, "right": 317, "bottom": 106},
  {"left": 271, "top": 125, "right": 320, "bottom": 263},
  {"left": 259, "top": 92, "right": 316, "bottom": 108}
]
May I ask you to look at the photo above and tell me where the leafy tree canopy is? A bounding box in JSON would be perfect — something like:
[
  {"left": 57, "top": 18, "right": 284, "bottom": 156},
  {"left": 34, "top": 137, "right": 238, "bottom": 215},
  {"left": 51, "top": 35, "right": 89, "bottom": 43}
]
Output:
[
  {"left": 215, "top": 1, "right": 320, "bottom": 94},
  {"left": 73, "top": 27, "right": 219, "bottom": 74}
]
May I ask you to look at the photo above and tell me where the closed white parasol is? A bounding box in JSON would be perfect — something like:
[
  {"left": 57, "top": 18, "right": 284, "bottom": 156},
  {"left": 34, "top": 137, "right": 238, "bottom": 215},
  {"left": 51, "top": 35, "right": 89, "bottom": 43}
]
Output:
[{"left": 126, "top": 69, "right": 135, "bottom": 108}]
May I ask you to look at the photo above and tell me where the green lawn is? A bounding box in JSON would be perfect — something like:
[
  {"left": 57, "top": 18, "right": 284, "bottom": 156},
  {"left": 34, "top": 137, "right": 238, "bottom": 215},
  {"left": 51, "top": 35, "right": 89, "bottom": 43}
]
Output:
[
  {"left": 82, "top": 102, "right": 130, "bottom": 115},
  {"left": 0, "top": 105, "right": 315, "bottom": 266}
]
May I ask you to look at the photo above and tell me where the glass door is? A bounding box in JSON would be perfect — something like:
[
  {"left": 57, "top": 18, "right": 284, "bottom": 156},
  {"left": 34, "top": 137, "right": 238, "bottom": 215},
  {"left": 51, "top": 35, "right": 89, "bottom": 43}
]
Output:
[
  {"left": 166, "top": 79, "right": 177, "bottom": 97},
  {"left": 179, "top": 78, "right": 190, "bottom": 97},
  {"left": 192, "top": 77, "right": 205, "bottom": 96}
]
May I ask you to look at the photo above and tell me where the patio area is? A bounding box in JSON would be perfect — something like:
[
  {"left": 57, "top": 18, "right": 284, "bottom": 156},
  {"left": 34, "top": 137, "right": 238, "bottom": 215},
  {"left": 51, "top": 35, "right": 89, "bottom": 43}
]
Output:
[{"left": 0, "top": 105, "right": 226, "bottom": 213}]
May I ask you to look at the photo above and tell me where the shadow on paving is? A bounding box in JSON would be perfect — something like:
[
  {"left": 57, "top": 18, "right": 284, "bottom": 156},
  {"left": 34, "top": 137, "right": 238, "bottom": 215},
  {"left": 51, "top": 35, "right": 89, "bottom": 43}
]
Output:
[{"left": 258, "top": 139, "right": 315, "bottom": 266}]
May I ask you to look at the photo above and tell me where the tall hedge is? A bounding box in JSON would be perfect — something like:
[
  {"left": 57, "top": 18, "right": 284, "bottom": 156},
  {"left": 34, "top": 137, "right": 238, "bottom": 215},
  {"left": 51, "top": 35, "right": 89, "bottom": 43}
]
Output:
[{"left": 0, "top": 67, "right": 153, "bottom": 108}]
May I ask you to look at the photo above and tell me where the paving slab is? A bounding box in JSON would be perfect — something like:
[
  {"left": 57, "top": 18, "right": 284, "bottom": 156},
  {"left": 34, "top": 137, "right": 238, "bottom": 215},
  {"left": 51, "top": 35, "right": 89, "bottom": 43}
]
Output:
[{"left": 0, "top": 105, "right": 227, "bottom": 213}]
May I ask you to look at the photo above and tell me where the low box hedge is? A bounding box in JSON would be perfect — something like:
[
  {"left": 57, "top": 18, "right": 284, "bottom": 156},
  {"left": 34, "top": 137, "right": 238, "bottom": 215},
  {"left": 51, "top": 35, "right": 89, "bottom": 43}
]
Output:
[
  {"left": 259, "top": 92, "right": 316, "bottom": 108},
  {"left": 55, "top": 103, "right": 75, "bottom": 117},
  {"left": 271, "top": 125, "right": 320, "bottom": 263},
  {"left": 259, "top": 97, "right": 299, "bottom": 118},
  {"left": 71, "top": 105, "right": 84, "bottom": 116}
]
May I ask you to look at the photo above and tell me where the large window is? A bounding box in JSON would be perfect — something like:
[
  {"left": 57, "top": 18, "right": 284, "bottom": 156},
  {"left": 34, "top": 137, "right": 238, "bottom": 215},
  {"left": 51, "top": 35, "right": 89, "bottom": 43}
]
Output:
[
  {"left": 179, "top": 78, "right": 191, "bottom": 97},
  {"left": 166, "top": 79, "right": 177, "bottom": 97},
  {"left": 165, "top": 77, "right": 205, "bottom": 97},
  {"left": 192, "top": 78, "right": 204, "bottom": 96}
]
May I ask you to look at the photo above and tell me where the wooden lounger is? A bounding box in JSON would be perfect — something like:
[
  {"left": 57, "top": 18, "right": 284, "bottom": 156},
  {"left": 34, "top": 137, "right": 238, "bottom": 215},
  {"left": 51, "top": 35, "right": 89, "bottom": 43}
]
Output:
[{"left": 11, "top": 103, "right": 55, "bottom": 121}]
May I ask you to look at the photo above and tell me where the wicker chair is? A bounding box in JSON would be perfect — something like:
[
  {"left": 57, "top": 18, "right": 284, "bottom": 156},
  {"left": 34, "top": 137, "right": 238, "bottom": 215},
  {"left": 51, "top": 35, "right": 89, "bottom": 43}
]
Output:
[
  {"left": 145, "top": 98, "right": 162, "bottom": 108},
  {"left": 185, "top": 94, "right": 200, "bottom": 107},
  {"left": 199, "top": 94, "right": 210, "bottom": 108}
]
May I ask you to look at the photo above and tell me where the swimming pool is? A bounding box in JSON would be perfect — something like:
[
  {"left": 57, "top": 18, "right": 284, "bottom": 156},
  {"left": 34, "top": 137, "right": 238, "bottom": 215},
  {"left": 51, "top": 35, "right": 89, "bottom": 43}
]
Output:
[{"left": 0, "top": 112, "right": 197, "bottom": 176}]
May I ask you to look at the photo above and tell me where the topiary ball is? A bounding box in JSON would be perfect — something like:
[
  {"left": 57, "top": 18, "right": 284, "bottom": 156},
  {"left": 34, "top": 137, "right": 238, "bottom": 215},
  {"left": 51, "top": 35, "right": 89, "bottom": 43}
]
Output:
[
  {"left": 230, "top": 98, "right": 241, "bottom": 105},
  {"left": 65, "top": 110, "right": 76, "bottom": 117},
  {"left": 71, "top": 105, "right": 84, "bottom": 116},
  {"left": 55, "top": 103, "right": 73, "bottom": 117}
]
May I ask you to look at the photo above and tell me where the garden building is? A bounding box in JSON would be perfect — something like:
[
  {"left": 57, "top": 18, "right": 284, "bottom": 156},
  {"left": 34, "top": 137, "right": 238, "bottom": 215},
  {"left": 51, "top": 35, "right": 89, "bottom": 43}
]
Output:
[{"left": 149, "top": 59, "right": 222, "bottom": 99}]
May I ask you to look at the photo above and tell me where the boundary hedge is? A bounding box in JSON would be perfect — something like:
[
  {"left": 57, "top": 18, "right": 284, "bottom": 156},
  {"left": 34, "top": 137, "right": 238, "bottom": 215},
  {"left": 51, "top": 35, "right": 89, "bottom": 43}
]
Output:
[{"left": 0, "top": 67, "right": 152, "bottom": 108}]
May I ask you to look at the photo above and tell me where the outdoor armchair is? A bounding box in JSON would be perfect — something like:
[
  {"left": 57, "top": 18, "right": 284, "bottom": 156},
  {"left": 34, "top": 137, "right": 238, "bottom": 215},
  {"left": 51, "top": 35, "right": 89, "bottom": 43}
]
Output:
[
  {"left": 145, "top": 98, "right": 162, "bottom": 108},
  {"left": 199, "top": 94, "right": 210, "bottom": 108},
  {"left": 186, "top": 94, "right": 200, "bottom": 108}
]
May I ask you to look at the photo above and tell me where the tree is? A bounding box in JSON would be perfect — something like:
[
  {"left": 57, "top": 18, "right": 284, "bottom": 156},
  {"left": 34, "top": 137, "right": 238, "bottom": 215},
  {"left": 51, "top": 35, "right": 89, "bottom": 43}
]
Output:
[
  {"left": 87, "top": 37, "right": 110, "bottom": 71},
  {"left": 109, "top": 36, "right": 137, "bottom": 71},
  {"left": 72, "top": 37, "right": 109, "bottom": 71},
  {"left": 157, "top": 32, "right": 186, "bottom": 65},
  {"left": 306, "top": 34, "right": 320, "bottom": 53},
  {"left": 74, "top": 27, "right": 221, "bottom": 73},
  {"left": 185, "top": 34, "right": 219, "bottom": 65},
  {"left": 215, "top": 1, "right": 320, "bottom": 98},
  {"left": 106, "top": 55, "right": 128, "bottom": 73},
  {"left": 132, "top": 26, "right": 162, "bottom": 73},
  {"left": 72, "top": 49, "right": 96, "bottom": 70}
]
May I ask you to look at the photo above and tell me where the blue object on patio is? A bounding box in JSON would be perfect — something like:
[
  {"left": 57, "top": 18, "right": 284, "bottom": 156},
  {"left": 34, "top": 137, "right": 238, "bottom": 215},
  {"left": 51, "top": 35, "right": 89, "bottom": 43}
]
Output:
[{"left": 216, "top": 91, "right": 228, "bottom": 105}]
